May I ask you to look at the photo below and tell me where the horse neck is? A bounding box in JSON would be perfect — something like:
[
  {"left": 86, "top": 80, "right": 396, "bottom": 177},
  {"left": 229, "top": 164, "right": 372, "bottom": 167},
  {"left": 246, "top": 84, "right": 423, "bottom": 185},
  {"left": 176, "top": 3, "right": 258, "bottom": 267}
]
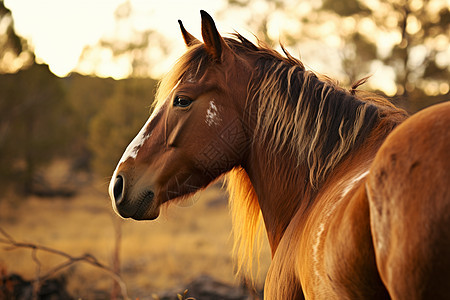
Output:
[
  {"left": 243, "top": 147, "right": 315, "bottom": 254},
  {"left": 243, "top": 122, "right": 392, "bottom": 255},
  {"left": 240, "top": 66, "right": 406, "bottom": 254}
]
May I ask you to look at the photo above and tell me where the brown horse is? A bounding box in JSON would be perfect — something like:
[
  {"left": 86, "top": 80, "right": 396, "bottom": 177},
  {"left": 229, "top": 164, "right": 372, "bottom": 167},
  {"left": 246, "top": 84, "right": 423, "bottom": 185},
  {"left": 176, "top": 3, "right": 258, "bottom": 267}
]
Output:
[{"left": 109, "top": 11, "right": 450, "bottom": 299}]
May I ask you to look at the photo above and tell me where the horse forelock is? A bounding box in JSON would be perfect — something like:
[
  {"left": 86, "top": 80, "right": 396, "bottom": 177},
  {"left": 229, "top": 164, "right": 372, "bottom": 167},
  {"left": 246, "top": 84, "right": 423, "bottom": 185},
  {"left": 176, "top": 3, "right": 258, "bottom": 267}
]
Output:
[{"left": 154, "top": 43, "right": 212, "bottom": 109}]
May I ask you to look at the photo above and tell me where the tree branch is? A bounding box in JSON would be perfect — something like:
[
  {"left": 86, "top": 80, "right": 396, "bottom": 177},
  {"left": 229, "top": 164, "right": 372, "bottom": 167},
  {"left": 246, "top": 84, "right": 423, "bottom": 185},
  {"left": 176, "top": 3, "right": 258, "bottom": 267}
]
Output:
[{"left": 0, "top": 227, "right": 129, "bottom": 300}]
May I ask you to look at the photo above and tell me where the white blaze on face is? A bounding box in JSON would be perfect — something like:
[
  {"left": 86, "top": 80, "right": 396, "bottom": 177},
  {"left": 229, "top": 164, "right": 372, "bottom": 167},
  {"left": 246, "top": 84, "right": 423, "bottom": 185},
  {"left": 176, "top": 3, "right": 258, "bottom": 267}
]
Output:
[
  {"left": 108, "top": 81, "right": 179, "bottom": 202},
  {"left": 205, "top": 100, "right": 221, "bottom": 127},
  {"left": 123, "top": 104, "right": 163, "bottom": 161},
  {"left": 108, "top": 103, "right": 162, "bottom": 200}
]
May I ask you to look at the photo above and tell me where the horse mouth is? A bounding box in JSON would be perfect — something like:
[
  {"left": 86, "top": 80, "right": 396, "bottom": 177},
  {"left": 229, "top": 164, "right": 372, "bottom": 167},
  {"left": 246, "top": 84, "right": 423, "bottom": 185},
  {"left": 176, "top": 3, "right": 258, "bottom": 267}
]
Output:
[{"left": 114, "top": 190, "right": 157, "bottom": 220}]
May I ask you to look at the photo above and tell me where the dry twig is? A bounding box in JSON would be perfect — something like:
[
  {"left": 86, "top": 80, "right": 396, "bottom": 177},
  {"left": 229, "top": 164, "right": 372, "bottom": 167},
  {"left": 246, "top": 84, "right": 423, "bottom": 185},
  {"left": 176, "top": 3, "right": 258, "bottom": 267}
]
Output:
[{"left": 0, "top": 227, "right": 129, "bottom": 299}]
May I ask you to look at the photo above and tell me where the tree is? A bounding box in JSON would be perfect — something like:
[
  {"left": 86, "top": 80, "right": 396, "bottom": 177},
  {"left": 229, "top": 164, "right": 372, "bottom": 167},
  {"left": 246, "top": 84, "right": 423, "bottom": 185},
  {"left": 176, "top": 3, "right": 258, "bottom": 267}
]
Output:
[
  {"left": 0, "top": 0, "right": 159, "bottom": 195},
  {"left": 223, "top": 0, "right": 450, "bottom": 111},
  {"left": 0, "top": 64, "right": 71, "bottom": 194},
  {"left": 0, "top": 0, "right": 33, "bottom": 73},
  {"left": 78, "top": 0, "right": 167, "bottom": 78},
  {"left": 322, "top": 0, "right": 450, "bottom": 110},
  {"left": 0, "top": 1, "right": 76, "bottom": 195},
  {"left": 63, "top": 74, "right": 116, "bottom": 171},
  {"left": 88, "top": 78, "right": 157, "bottom": 177}
]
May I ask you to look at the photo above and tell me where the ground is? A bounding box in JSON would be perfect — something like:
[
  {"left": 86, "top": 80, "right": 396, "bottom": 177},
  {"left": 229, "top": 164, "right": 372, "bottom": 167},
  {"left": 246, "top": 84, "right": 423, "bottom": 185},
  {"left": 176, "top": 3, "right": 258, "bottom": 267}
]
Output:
[{"left": 0, "top": 161, "right": 270, "bottom": 299}]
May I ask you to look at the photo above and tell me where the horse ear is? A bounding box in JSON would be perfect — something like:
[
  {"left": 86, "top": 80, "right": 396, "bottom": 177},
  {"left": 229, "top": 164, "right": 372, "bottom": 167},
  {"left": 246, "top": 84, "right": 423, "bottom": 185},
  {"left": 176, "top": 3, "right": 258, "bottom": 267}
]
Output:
[
  {"left": 178, "top": 20, "right": 200, "bottom": 47},
  {"left": 200, "top": 10, "right": 229, "bottom": 62}
]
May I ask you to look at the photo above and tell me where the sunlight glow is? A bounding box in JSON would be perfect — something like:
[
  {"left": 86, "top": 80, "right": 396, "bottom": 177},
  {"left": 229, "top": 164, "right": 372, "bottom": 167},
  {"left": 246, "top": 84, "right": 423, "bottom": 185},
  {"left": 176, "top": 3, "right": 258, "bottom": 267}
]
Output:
[
  {"left": 5, "top": 0, "right": 227, "bottom": 78},
  {"left": 77, "top": 48, "right": 133, "bottom": 79},
  {"left": 369, "top": 61, "right": 398, "bottom": 96},
  {"left": 406, "top": 15, "right": 422, "bottom": 35},
  {"left": 377, "top": 31, "right": 402, "bottom": 58},
  {"left": 3, "top": 0, "right": 449, "bottom": 97},
  {"left": 5, "top": 0, "right": 124, "bottom": 77}
]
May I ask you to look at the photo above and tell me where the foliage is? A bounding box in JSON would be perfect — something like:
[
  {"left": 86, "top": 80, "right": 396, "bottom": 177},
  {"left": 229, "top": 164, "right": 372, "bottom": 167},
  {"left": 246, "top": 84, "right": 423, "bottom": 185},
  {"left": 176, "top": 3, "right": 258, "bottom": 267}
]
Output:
[
  {"left": 1, "top": 0, "right": 448, "bottom": 194},
  {"left": 0, "top": 63, "right": 70, "bottom": 194},
  {"left": 87, "top": 78, "right": 157, "bottom": 177},
  {"left": 324, "top": 0, "right": 450, "bottom": 98},
  {"left": 0, "top": 63, "right": 157, "bottom": 194},
  {"left": 224, "top": 0, "right": 449, "bottom": 111},
  {"left": 79, "top": 0, "right": 167, "bottom": 78},
  {"left": 0, "top": 0, "right": 33, "bottom": 73},
  {"left": 63, "top": 74, "right": 116, "bottom": 171},
  {"left": 0, "top": 0, "right": 73, "bottom": 194}
]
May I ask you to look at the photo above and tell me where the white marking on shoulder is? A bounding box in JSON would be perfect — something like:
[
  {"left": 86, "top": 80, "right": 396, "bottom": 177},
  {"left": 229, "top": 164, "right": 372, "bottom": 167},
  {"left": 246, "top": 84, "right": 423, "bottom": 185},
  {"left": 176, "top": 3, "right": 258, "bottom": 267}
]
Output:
[
  {"left": 312, "top": 221, "right": 326, "bottom": 278},
  {"left": 312, "top": 168, "right": 370, "bottom": 280},
  {"left": 341, "top": 170, "right": 370, "bottom": 199},
  {"left": 312, "top": 201, "right": 339, "bottom": 279},
  {"left": 205, "top": 100, "right": 221, "bottom": 127}
]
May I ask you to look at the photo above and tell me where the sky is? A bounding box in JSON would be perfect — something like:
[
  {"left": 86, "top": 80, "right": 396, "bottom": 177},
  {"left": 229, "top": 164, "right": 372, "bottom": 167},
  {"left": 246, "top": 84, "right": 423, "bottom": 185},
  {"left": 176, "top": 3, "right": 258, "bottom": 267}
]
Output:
[
  {"left": 4, "top": 0, "right": 233, "bottom": 78},
  {"left": 3, "top": 0, "right": 353, "bottom": 80},
  {"left": 4, "top": 0, "right": 449, "bottom": 96}
]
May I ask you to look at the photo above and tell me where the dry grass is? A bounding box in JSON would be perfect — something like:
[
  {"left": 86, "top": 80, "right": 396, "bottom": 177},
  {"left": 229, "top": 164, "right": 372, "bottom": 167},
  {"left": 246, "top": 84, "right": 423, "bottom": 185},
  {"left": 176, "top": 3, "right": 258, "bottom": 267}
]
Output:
[{"left": 0, "top": 164, "right": 270, "bottom": 299}]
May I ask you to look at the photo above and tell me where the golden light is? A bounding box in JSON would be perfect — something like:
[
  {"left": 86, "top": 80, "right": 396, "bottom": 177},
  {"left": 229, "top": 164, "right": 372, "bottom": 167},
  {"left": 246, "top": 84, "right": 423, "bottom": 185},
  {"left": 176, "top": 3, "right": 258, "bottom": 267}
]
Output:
[
  {"left": 440, "top": 82, "right": 450, "bottom": 94},
  {"left": 406, "top": 15, "right": 422, "bottom": 35},
  {"left": 3, "top": 0, "right": 448, "bottom": 99},
  {"left": 5, "top": 0, "right": 123, "bottom": 77}
]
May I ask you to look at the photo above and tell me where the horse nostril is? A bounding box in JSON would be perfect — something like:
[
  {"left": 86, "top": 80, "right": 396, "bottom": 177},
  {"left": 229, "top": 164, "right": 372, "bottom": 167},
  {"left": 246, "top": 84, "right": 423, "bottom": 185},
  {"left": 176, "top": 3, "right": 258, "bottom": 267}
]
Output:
[{"left": 113, "top": 175, "right": 125, "bottom": 205}]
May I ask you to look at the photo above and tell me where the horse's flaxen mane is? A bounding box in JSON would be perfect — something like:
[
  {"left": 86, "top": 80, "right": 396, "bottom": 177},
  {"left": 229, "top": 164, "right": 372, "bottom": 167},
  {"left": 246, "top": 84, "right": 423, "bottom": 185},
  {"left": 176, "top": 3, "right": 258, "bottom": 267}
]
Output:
[{"left": 154, "top": 33, "right": 405, "bottom": 280}]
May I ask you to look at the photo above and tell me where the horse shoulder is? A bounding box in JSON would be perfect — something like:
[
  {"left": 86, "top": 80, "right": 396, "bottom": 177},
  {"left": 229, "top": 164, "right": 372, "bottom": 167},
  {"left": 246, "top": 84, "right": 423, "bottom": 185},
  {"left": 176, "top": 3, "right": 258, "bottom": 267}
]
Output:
[
  {"left": 275, "top": 172, "right": 388, "bottom": 299},
  {"left": 367, "top": 101, "right": 450, "bottom": 298},
  {"left": 320, "top": 181, "right": 390, "bottom": 299}
]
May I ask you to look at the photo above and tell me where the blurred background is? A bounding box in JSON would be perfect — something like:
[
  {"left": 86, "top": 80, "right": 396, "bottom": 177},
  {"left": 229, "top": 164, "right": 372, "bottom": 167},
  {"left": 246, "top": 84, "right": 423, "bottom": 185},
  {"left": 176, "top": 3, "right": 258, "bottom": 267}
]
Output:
[{"left": 0, "top": 0, "right": 448, "bottom": 299}]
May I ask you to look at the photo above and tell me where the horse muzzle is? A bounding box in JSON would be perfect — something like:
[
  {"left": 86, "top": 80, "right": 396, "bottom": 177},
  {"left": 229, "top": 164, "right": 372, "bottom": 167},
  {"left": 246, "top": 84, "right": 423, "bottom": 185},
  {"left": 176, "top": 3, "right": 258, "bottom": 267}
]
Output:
[{"left": 110, "top": 174, "right": 159, "bottom": 220}]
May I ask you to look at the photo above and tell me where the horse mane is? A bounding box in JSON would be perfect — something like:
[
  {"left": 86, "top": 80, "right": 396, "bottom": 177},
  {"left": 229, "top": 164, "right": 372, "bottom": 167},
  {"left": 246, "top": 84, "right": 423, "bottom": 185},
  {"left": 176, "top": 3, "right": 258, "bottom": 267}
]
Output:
[
  {"left": 242, "top": 38, "right": 398, "bottom": 188},
  {"left": 153, "top": 33, "right": 405, "bottom": 281},
  {"left": 226, "top": 167, "right": 263, "bottom": 282}
]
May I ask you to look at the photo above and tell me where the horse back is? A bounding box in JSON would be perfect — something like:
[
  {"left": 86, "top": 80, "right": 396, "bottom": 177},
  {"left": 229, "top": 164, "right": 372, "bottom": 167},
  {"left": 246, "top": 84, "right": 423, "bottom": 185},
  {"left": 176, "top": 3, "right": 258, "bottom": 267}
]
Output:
[{"left": 367, "top": 101, "right": 450, "bottom": 299}]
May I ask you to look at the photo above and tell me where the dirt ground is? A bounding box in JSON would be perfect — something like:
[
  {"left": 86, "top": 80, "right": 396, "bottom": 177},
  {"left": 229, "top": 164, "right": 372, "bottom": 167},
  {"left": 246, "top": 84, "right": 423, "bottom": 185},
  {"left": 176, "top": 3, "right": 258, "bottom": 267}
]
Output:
[{"left": 0, "top": 164, "right": 270, "bottom": 299}]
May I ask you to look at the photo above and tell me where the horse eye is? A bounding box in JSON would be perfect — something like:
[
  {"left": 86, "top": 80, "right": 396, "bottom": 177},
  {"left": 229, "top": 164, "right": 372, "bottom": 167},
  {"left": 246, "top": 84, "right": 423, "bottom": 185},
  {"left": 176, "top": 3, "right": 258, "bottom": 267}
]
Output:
[{"left": 173, "top": 96, "right": 192, "bottom": 108}]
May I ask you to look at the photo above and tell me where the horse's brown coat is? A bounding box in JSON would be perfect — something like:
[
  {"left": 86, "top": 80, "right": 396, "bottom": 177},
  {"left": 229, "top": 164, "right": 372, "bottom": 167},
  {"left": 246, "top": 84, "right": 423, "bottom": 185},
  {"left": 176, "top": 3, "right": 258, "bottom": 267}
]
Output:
[
  {"left": 109, "top": 11, "right": 450, "bottom": 299},
  {"left": 367, "top": 102, "right": 450, "bottom": 299}
]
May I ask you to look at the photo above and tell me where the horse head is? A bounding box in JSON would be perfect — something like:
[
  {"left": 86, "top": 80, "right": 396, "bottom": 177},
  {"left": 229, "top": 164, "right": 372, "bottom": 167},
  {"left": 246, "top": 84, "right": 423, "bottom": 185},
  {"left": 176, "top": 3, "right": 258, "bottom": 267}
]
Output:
[{"left": 109, "top": 11, "right": 252, "bottom": 220}]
